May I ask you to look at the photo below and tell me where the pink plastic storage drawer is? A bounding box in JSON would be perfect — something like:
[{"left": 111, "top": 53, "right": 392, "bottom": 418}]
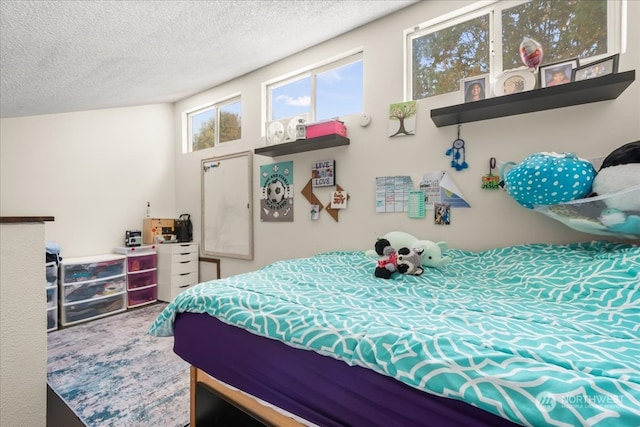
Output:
[
  {"left": 128, "top": 269, "right": 157, "bottom": 290},
  {"left": 127, "top": 253, "right": 156, "bottom": 272},
  {"left": 128, "top": 286, "right": 157, "bottom": 307}
]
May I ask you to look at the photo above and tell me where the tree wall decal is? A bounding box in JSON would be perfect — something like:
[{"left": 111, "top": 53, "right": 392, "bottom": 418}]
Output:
[{"left": 388, "top": 101, "right": 417, "bottom": 137}]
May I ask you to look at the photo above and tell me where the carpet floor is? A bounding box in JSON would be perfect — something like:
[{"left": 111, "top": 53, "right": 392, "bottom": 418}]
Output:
[{"left": 47, "top": 303, "right": 189, "bottom": 427}]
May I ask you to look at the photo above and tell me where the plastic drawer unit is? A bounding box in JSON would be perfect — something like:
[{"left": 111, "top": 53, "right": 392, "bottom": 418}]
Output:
[
  {"left": 46, "top": 261, "right": 58, "bottom": 331},
  {"left": 59, "top": 254, "right": 127, "bottom": 326},
  {"left": 128, "top": 285, "right": 158, "bottom": 307},
  {"left": 115, "top": 245, "right": 158, "bottom": 308},
  {"left": 157, "top": 243, "right": 199, "bottom": 302}
]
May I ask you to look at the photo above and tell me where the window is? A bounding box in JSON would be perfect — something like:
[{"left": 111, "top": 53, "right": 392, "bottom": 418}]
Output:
[
  {"left": 270, "top": 76, "right": 311, "bottom": 121},
  {"left": 186, "top": 96, "right": 241, "bottom": 152},
  {"left": 498, "top": 0, "right": 608, "bottom": 71},
  {"left": 266, "top": 51, "right": 363, "bottom": 125},
  {"left": 410, "top": 12, "right": 490, "bottom": 99},
  {"left": 316, "top": 60, "right": 364, "bottom": 121},
  {"left": 406, "top": 0, "right": 621, "bottom": 101}
]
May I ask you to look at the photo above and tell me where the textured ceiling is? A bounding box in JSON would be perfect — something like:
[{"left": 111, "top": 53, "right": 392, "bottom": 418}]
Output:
[{"left": 0, "top": 0, "right": 416, "bottom": 118}]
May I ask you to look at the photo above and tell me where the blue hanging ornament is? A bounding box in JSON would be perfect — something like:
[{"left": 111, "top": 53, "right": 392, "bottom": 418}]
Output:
[{"left": 445, "top": 125, "right": 468, "bottom": 171}]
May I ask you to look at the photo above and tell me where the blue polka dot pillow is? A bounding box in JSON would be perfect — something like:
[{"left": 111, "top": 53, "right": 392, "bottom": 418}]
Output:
[{"left": 503, "top": 152, "right": 596, "bottom": 209}]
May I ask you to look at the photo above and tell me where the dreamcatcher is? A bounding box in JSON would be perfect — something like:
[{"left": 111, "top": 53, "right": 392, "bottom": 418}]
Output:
[{"left": 445, "top": 125, "right": 468, "bottom": 171}]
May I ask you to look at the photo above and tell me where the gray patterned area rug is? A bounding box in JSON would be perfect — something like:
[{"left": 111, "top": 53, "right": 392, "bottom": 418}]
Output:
[{"left": 47, "top": 303, "right": 189, "bottom": 426}]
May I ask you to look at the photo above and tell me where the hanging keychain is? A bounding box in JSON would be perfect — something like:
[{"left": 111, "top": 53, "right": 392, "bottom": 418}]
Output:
[
  {"left": 445, "top": 125, "right": 468, "bottom": 171},
  {"left": 481, "top": 157, "right": 501, "bottom": 189}
]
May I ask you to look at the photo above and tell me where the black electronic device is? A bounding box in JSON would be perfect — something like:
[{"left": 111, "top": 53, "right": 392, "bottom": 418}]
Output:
[
  {"left": 175, "top": 214, "right": 193, "bottom": 242},
  {"left": 125, "top": 230, "right": 142, "bottom": 247}
]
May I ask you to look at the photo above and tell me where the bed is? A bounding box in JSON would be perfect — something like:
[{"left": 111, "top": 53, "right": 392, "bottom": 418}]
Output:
[{"left": 149, "top": 240, "right": 640, "bottom": 426}]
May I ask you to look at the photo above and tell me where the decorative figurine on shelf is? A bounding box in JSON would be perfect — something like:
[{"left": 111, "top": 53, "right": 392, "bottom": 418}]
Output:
[{"left": 519, "top": 37, "right": 543, "bottom": 70}]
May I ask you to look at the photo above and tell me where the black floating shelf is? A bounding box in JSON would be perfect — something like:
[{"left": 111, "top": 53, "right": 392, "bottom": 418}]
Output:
[
  {"left": 254, "top": 134, "right": 350, "bottom": 157},
  {"left": 430, "top": 70, "right": 636, "bottom": 127}
]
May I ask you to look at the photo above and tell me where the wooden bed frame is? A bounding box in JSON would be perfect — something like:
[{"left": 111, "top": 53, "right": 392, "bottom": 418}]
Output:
[{"left": 190, "top": 366, "right": 307, "bottom": 427}]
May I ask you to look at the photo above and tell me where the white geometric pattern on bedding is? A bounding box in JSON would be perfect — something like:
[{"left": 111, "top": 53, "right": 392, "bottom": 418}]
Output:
[{"left": 149, "top": 241, "right": 640, "bottom": 426}]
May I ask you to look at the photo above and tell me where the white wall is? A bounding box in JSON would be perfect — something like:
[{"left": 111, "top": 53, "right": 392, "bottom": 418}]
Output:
[
  {"left": 0, "top": 104, "right": 176, "bottom": 258},
  {"left": 175, "top": 0, "right": 640, "bottom": 277},
  {"left": 0, "top": 222, "right": 47, "bottom": 427},
  {"left": 0, "top": 1, "right": 638, "bottom": 275}
]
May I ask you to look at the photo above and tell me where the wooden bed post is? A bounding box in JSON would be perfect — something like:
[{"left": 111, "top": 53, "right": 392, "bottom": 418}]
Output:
[
  {"left": 190, "top": 366, "right": 306, "bottom": 427},
  {"left": 190, "top": 366, "right": 197, "bottom": 427}
]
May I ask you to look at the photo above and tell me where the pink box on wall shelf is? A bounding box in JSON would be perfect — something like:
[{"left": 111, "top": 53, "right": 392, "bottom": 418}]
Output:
[{"left": 305, "top": 120, "right": 347, "bottom": 139}]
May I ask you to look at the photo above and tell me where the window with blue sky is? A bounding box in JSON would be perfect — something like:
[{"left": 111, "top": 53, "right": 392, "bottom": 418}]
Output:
[{"left": 268, "top": 51, "right": 363, "bottom": 124}]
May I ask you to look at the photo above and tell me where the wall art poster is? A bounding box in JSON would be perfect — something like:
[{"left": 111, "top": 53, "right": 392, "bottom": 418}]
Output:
[
  {"left": 419, "top": 171, "right": 471, "bottom": 209},
  {"left": 260, "top": 161, "right": 294, "bottom": 222},
  {"left": 330, "top": 191, "right": 348, "bottom": 209},
  {"left": 375, "top": 176, "right": 413, "bottom": 213},
  {"left": 312, "top": 160, "right": 335, "bottom": 187},
  {"left": 388, "top": 101, "right": 417, "bottom": 137}
]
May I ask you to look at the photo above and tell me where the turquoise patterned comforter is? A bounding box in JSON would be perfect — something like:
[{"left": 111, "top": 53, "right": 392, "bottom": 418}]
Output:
[{"left": 149, "top": 241, "right": 640, "bottom": 426}]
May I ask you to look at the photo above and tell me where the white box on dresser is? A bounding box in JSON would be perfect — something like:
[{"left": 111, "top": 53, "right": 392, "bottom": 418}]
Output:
[{"left": 156, "top": 242, "right": 199, "bottom": 302}]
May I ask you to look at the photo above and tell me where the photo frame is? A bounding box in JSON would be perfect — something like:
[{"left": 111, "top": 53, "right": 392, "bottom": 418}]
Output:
[
  {"left": 434, "top": 203, "right": 451, "bottom": 225},
  {"left": 572, "top": 54, "right": 619, "bottom": 81},
  {"left": 460, "top": 74, "right": 490, "bottom": 103},
  {"left": 311, "top": 159, "right": 335, "bottom": 187},
  {"left": 493, "top": 68, "right": 536, "bottom": 96},
  {"left": 539, "top": 58, "right": 578, "bottom": 88}
]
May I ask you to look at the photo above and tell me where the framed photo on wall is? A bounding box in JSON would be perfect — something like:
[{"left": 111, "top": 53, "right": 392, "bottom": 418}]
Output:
[
  {"left": 312, "top": 159, "right": 335, "bottom": 188},
  {"left": 572, "top": 54, "right": 619, "bottom": 81},
  {"left": 460, "top": 74, "right": 490, "bottom": 103},
  {"left": 539, "top": 58, "right": 578, "bottom": 88}
]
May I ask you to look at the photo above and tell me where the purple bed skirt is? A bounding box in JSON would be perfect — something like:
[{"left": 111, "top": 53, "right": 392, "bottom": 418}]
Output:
[{"left": 173, "top": 312, "right": 519, "bottom": 427}]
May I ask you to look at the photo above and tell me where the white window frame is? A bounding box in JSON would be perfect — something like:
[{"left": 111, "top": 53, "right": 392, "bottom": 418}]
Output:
[
  {"left": 182, "top": 94, "right": 242, "bottom": 153},
  {"left": 404, "top": 0, "right": 626, "bottom": 101},
  {"left": 262, "top": 48, "right": 363, "bottom": 134}
]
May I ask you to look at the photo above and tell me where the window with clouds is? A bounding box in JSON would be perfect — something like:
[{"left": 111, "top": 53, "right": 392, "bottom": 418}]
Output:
[{"left": 266, "top": 51, "right": 363, "bottom": 125}]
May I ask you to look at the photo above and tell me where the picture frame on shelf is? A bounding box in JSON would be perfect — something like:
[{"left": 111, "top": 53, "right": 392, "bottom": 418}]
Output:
[
  {"left": 539, "top": 58, "right": 578, "bottom": 88},
  {"left": 572, "top": 54, "right": 619, "bottom": 81},
  {"left": 460, "top": 74, "right": 490, "bottom": 103},
  {"left": 493, "top": 68, "right": 537, "bottom": 96}
]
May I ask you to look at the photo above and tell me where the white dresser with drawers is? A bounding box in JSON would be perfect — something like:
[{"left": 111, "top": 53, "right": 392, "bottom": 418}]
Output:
[{"left": 156, "top": 242, "right": 199, "bottom": 302}]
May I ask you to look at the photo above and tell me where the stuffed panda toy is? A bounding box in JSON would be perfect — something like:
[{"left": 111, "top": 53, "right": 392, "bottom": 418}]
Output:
[
  {"left": 396, "top": 247, "right": 424, "bottom": 276},
  {"left": 592, "top": 141, "right": 640, "bottom": 212}
]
